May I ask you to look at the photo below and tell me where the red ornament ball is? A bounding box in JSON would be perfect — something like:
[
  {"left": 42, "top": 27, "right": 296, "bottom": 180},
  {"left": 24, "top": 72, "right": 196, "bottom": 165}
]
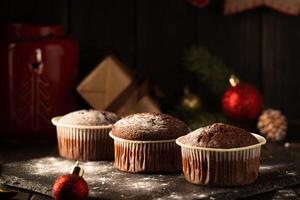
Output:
[
  {"left": 52, "top": 174, "right": 89, "bottom": 200},
  {"left": 186, "top": 0, "right": 210, "bottom": 8},
  {"left": 222, "top": 83, "right": 263, "bottom": 120}
]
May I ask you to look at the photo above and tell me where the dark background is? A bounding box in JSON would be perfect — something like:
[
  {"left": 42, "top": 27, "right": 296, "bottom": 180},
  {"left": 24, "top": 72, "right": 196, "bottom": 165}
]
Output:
[{"left": 1, "top": 0, "right": 300, "bottom": 138}]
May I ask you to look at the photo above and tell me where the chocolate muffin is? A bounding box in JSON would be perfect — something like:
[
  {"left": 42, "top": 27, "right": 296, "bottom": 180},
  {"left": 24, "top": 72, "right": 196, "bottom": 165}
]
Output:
[
  {"left": 52, "top": 109, "right": 120, "bottom": 161},
  {"left": 110, "top": 113, "right": 190, "bottom": 173},
  {"left": 176, "top": 123, "right": 266, "bottom": 186},
  {"left": 181, "top": 123, "right": 258, "bottom": 148},
  {"left": 59, "top": 109, "right": 120, "bottom": 126}
]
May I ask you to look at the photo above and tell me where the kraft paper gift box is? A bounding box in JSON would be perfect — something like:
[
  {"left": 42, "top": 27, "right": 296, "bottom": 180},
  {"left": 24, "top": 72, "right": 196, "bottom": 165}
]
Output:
[
  {"left": 77, "top": 55, "right": 160, "bottom": 115},
  {"left": 110, "top": 81, "right": 160, "bottom": 116}
]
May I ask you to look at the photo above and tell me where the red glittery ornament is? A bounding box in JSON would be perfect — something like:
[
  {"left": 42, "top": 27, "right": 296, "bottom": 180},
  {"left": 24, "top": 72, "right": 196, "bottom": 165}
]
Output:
[
  {"left": 186, "top": 0, "right": 210, "bottom": 8},
  {"left": 222, "top": 82, "right": 263, "bottom": 120},
  {"left": 52, "top": 162, "right": 89, "bottom": 200}
]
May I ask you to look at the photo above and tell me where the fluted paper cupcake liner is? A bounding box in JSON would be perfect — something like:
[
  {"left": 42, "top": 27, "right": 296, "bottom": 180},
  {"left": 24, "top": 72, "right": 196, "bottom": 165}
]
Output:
[
  {"left": 109, "top": 132, "right": 181, "bottom": 173},
  {"left": 52, "top": 117, "right": 113, "bottom": 161},
  {"left": 176, "top": 133, "right": 266, "bottom": 186}
]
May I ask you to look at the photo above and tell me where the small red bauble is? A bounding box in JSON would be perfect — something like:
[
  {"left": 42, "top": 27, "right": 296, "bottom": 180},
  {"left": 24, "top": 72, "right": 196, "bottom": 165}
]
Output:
[
  {"left": 186, "top": 0, "right": 210, "bottom": 8},
  {"left": 52, "top": 174, "right": 89, "bottom": 200},
  {"left": 222, "top": 83, "right": 263, "bottom": 120}
]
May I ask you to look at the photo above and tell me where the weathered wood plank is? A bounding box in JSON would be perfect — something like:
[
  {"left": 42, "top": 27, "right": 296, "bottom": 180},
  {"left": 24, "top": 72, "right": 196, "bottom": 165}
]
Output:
[
  {"left": 70, "top": 0, "right": 136, "bottom": 80},
  {"left": 0, "top": 0, "right": 10, "bottom": 23},
  {"left": 262, "top": 9, "right": 300, "bottom": 135},
  {"left": 0, "top": 0, "right": 66, "bottom": 24},
  {"left": 136, "top": 0, "right": 197, "bottom": 94},
  {"left": 196, "top": 1, "right": 262, "bottom": 89}
]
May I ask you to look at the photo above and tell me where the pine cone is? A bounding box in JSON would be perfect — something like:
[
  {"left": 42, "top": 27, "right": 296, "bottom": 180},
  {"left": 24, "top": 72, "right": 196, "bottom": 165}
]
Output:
[{"left": 257, "top": 109, "right": 287, "bottom": 142}]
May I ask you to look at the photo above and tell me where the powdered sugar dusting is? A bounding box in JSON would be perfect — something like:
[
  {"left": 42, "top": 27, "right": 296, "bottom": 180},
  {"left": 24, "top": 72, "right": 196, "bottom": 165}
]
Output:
[
  {"left": 59, "top": 109, "right": 120, "bottom": 126},
  {"left": 178, "top": 123, "right": 258, "bottom": 148},
  {"left": 114, "top": 113, "right": 169, "bottom": 131},
  {"left": 4, "top": 157, "right": 175, "bottom": 199},
  {"left": 112, "top": 113, "right": 190, "bottom": 140},
  {"left": 179, "top": 128, "right": 203, "bottom": 146},
  {"left": 2, "top": 155, "right": 300, "bottom": 199}
]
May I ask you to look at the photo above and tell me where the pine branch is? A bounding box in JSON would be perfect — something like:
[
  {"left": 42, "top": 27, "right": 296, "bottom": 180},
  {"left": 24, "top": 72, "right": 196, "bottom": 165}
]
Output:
[{"left": 183, "top": 46, "right": 232, "bottom": 96}]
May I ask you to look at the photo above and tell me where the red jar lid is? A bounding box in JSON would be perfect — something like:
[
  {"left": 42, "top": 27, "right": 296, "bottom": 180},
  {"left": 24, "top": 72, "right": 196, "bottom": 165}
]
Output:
[{"left": 0, "top": 23, "right": 64, "bottom": 42}]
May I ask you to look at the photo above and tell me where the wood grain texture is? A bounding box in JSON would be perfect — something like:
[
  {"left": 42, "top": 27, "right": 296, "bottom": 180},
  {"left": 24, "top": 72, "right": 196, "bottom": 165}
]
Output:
[
  {"left": 0, "top": 0, "right": 9, "bottom": 23},
  {"left": 262, "top": 10, "right": 300, "bottom": 128},
  {"left": 1, "top": 0, "right": 300, "bottom": 138},
  {"left": 70, "top": 0, "right": 136, "bottom": 80},
  {"left": 197, "top": 1, "right": 262, "bottom": 89},
  {"left": 136, "top": 0, "right": 197, "bottom": 94},
  {"left": 0, "top": 0, "right": 66, "bottom": 24}
]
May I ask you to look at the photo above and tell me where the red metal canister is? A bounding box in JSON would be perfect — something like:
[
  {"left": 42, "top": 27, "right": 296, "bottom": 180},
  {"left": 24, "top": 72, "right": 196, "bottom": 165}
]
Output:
[{"left": 0, "top": 23, "right": 78, "bottom": 139}]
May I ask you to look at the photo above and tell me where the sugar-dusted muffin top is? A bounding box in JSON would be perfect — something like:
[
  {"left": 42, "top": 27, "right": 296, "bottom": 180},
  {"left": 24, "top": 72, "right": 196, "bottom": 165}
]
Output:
[
  {"left": 111, "top": 113, "right": 190, "bottom": 140},
  {"left": 180, "top": 123, "right": 258, "bottom": 148},
  {"left": 59, "top": 109, "right": 120, "bottom": 126}
]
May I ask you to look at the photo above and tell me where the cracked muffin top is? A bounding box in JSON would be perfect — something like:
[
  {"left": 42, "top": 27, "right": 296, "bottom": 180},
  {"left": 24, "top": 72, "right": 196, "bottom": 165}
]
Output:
[
  {"left": 111, "top": 113, "right": 190, "bottom": 140},
  {"left": 180, "top": 123, "right": 258, "bottom": 148},
  {"left": 59, "top": 109, "right": 120, "bottom": 126}
]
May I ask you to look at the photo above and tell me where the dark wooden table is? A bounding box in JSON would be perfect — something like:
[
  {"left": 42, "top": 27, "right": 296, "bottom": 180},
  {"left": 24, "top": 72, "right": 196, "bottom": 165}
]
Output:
[{"left": 0, "top": 141, "right": 300, "bottom": 200}]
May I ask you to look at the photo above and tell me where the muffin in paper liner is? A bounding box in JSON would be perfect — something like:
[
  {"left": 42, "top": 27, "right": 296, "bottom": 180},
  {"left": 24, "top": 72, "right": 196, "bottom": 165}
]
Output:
[
  {"left": 176, "top": 133, "right": 266, "bottom": 186},
  {"left": 109, "top": 132, "right": 181, "bottom": 173},
  {"left": 52, "top": 116, "right": 113, "bottom": 161}
]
